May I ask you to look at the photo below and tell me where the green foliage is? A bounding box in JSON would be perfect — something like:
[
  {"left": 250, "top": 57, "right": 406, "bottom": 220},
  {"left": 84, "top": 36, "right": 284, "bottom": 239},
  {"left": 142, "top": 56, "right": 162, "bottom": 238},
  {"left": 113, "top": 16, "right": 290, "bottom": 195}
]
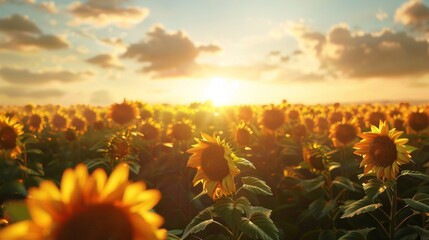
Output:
[
  {"left": 182, "top": 207, "right": 215, "bottom": 239},
  {"left": 333, "top": 176, "right": 360, "bottom": 192},
  {"left": 308, "top": 198, "right": 337, "bottom": 220},
  {"left": 403, "top": 192, "right": 429, "bottom": 213},
  {"left": 241, "top": 176, "right": 273, "bottom": 196},
  {"left": 341, "top": 197, "right": 382, "bottom": 218},
  {"left": 299, "top": 175, "right": 325, "bottom": 194},
  {"left": 239, "top": 211, "right": 279, "bottom": 240},
  {"left": 362, "top": 178, "right": 392, "bottom": 200},
  {"left": 338, "top": 228, "right": 375, "bottom": 240}
]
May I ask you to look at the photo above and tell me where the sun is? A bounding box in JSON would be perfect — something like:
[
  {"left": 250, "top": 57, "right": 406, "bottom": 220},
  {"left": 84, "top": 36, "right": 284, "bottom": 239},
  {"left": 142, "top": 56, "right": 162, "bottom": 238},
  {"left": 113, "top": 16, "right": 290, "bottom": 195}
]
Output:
[{"left": 204, "top": 77, "right": 239, "bottom": 106}]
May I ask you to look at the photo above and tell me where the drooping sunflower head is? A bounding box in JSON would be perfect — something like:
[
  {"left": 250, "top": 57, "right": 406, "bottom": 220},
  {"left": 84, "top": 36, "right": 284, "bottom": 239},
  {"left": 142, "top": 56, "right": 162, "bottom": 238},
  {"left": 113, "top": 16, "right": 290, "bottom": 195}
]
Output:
[
  {"left": 186, "top": 133, "right": 241, "bottom": 200},
  {"left": 329, "top": 118, "right": 361, "bottom": 148},
  {"left": 0, "top": 163, "right": 166, "bottom": 240},
  {"left": 303, "top": 143, "right": 332, "bottom": 172},
  {"left": 0, "top": 115, "right": 23, "bottom": 158},
  {"left": 354, "top": 121, "right": 412, "bottom": 180},
  {"left": 108, "top": 100, "right": 139, "bottom": 125}
]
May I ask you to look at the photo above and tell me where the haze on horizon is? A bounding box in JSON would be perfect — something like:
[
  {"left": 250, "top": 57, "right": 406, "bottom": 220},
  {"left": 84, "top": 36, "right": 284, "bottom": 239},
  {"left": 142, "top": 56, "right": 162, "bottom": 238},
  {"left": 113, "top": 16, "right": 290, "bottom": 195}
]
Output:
[{"left": 0, "top": 0, "right": 429, "bottom": 106}]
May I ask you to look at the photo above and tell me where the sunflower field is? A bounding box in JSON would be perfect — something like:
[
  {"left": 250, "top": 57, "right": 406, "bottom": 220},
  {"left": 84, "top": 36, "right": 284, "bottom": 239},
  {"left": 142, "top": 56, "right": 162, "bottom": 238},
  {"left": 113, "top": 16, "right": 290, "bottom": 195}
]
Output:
[{"left": 1, "top": 100, "right": 429, "bottom": 240}]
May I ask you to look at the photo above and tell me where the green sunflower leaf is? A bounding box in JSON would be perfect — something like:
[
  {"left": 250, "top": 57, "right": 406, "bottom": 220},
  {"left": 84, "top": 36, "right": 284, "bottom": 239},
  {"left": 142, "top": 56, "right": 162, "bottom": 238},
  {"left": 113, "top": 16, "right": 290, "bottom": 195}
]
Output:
[
  {"left": 214, "top": 196, "right": 251, "bottom": 227},
  {"left": 241, "top": 176, "right": 273, "bottom": 196},
  {"left": 405, "top": 145, "right": 418, "bottom": 153},
  {"left": 182, "top": 207, "right": 215, "bottom": 239},
  {"left": 308, "top": 198, "right": 336, "bottom": 220},
  {"left": 333, "top": 176, "right": 360, "bottom": 192},
  {"left": 235, "top": 157, "right": 256, "bottom": 169},
  {"left": 403, "top": 193, "right": 429, "bottom": 213},
  {"left": 238, "top": 212, "right": 279, "bottom": 240},
  {"left": 338, "top": 228, "right": 375, "bottom": 240},
  {"left": 299, "top": 175, "right": 324, "bottom": 194},
  {"left": 362, "top": 178, "right": 391, "bottom": 200},
  {"left": 399, "top": 170, "right": 429, "bottom": 181},
  {"left": 341, "top": 197, "right": 382, "bottom": 218}
]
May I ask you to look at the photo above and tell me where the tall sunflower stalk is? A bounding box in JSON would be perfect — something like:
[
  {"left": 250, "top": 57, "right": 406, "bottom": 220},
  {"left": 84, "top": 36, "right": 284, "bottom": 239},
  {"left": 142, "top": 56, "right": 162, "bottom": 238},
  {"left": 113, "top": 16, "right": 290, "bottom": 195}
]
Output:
[
  {"left": 342, "top": 121, "right": 419, "bottom": 239},
  {"left": 182, "top": 133, "right": 279, "bottom": 240}
]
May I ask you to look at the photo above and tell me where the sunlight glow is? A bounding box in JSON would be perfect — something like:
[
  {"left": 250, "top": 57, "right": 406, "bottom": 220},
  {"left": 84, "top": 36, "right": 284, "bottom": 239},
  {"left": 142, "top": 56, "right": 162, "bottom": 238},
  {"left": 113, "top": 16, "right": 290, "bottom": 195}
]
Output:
[{"left": 204, "top": 77, "right": 239, "bottom": 106}]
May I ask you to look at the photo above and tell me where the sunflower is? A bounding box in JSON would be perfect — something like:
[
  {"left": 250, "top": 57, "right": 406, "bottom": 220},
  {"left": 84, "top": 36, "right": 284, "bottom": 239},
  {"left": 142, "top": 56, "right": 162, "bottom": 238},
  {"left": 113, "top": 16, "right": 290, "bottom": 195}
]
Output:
[
  {"left": 187, "top": 133, "right": 241, "bottom": 200},
  {"left": 0, "top": 115, "right": 23, "bottom": 158},
  {"left": 302, "top": 143, "right": 330, "bottom": 172},
  {"left": 233, "top": 122, "right": 253, "bottom": 147},
  {"left": 329, "top": 118, "right": 360, "bottom": 148},
  {"left": 406, "top": 110, "right": 429, "bottom": 133},
  {"left": 0, "top": 163, "right": 166, "bottom": 240},
  {"left": 354, "top": 121, "right": 412, "bottom": 180},
  {"left": 139, "top": 119, "right": 161, "bottom": 141},
  {"left": 108, "top": 100, "right": 139, "bottom": 125},
  {"left": 261, "top": 106, "right": 285, "bottom": 131},
  {"left": 82, "top": 107, "right": 97, "bottom": 125},
  {"left": 168, "top": 121, "right": 194, "bottom": 141},
  {"left": 27, "top": 113, "right": 44, "bottom": 132},
  {"left": 52, "top": 113, "right": 68, "bottom": 130}
]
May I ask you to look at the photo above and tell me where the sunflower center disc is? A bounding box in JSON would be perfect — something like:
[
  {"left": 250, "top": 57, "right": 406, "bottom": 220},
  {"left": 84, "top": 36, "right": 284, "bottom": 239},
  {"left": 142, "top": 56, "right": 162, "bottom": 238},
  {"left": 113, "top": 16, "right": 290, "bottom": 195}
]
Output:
[
  {"left": 335, "top": 124, "right": 357, "bottom": 145},
  {"left": 55, "top": 204, "right": 134, "bottom": 240},
  {"left": 201, "top": 144, "right": 230, "bottom": 181},
  {"left": 0, "top": 126, "right": 17, "bottom": 150},
  {"left": 369, "top": 136, "right": 397, "bottom": 167}
]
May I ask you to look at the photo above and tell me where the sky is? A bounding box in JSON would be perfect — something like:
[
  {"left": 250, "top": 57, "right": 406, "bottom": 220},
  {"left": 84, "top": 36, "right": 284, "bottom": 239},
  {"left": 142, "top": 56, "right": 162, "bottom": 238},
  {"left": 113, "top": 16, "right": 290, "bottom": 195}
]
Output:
[{"left": 0, "top": 0, "right": 429, "bottom": 106}]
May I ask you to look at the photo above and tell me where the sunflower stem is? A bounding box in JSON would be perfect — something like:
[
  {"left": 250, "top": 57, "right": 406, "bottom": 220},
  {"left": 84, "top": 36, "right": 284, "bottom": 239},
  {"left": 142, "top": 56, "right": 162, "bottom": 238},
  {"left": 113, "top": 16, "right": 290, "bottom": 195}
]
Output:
[
  {"left": 368, "top": 212, "right": 389, "bottom": 237},
  {"left": 395, "top": 212, "right": 419, "bottom": 231},
  {"left": 389, "top": 182, "right": 397, "bottom": 240},
  {"left": 23, "top": 143, "right": 28, "bottom": 179},
  {"left": 211, "top": 220, "right": 234, "bottom": 238}
]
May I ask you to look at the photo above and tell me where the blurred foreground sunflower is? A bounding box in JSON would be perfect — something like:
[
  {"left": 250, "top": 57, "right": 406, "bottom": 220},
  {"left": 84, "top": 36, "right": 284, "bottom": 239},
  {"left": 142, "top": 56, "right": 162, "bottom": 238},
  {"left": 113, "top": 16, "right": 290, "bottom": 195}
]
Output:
[
  {"left": 187, "top": 133, "right": 240, "bottom": 200},
  {"left": 0, "top": 164, "right": 166, "bottom": 240},
  {"left": 0, "top": 115, "right": 23, "bottom": 158},
  {"left": 354, "top": 121, "right": 412, "bottom": 180}
]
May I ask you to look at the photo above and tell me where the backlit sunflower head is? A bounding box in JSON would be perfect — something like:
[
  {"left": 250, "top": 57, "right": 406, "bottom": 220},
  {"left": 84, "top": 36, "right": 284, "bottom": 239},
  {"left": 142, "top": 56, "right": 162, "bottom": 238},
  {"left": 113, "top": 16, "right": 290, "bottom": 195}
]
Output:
[
  {"left": 52, "top": 113, "right": 68, "bottom": 130},
  {"left": 167, "top": 120, "right": 194, "bottom": 141},
  {"left": 233, "top": 122, "right": 253, "bottom": 147},
  {"left": 186, "top": 133, "right": 241, "bottom": 200},
  {"left": 302, "top": 143, "right": 331, "bottom": 172},
  {"left": 108, "top": 100, "right": 139, "bottom": 126},
  {"left": 0, "top": 115, "right": 24, "bottom": 158},
  {"left": 0, "top": 163, "right": 166, "bottom": 240},
  {"left": 139, "top": 119, "right": 161, "bottom": 141},
  {"left": 406, "top": 109, "right": 429, "bottom": 134},
  {"left": 27, "top": 113, "right": 44, "bottom": 132},
  {"left": 261, "top": 106, "right": 285, "bottom": 131},
  {"left": 329, "top": 118, "right": 361, "bottom": 148},
  {"left": 354, "top": 121, "right": 412, "bottom": 180}
]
